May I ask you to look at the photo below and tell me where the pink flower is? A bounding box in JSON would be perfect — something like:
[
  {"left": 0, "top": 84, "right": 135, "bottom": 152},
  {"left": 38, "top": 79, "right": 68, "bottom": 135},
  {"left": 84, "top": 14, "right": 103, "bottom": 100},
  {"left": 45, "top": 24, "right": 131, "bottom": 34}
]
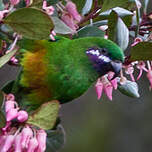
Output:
[
  {"left": 1, "top": 135, "right": 14, "bottom": 152},
  {"left": 65, "top": 1, "right": 82, "bottom": 22},
  {"left": 0, "top": 10, "right": 9, "bottom": 21},
  {"left": 27, "top": 137, "right": 38, "bottom": 152},
  {"left": 103, "top": 83, "right": 113, "bottom": 101},
  {"left": 10, "top": 0, "right": 20, "bottom": 5},
  {"left": 6, "top": 108, "right": 18, "bottom": 121},
  {"left": 131, "top": 37, "right": 142, "bottom": 47},
  {"left": 5, "top": 101, "right": 16, "bottom": 113},
  {"left": 95, "top": 79, "right": 103, "bottom": 100},
  {"left": 147, "top": 70, "right": 152, "bottom": 90},
  {"left": 61, "top": 12, "right": 78, "bottom": 33},
  {"left": 36, "top": 129, "right": 47, "bottom": 152},
  {"left": 21, "top": 126, "right": 33, "bottom": 149},
  {"left": 42, "top": 1, "right": 54, "bottom": 15},
  {"left": 14, "top": 133, "right": 22, "bottom": 152},
  {"left": 6, "top": 94, "right": 15, "bottom": 101},
  {"left": 17, "top": 110, "right": 28, "bottom": 122}
]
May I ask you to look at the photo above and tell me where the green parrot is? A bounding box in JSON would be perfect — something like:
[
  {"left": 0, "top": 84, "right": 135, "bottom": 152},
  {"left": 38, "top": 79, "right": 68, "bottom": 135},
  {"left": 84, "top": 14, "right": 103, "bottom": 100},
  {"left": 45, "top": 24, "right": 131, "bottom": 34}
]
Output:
[{"left": 4, "top": 36, "right": 124, "bottom": 109}]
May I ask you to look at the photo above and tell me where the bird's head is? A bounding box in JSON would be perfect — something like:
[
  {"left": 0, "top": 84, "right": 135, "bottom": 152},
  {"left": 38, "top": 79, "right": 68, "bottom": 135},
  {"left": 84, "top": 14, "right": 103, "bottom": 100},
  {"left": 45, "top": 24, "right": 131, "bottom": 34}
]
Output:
[{"left": 86, "top": 38, "right": 124, "bottom": 79}]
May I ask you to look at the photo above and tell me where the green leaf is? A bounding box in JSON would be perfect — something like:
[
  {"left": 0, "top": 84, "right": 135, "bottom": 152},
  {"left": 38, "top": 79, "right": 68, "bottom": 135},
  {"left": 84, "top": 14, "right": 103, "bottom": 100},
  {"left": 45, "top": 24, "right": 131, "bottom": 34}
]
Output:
[
  {"left": 71, "top": 0, "right": 86, "bottom": 12},
  {"left": 0, "top": 111, "right": 6, "bottom": 128},
  {"left": 0, "top": 0, "right": 4, "bottom": 11},
  {"left": 47, "top": 0, "right": 59, "bottom": 5},
  {"left": 27, "top": 100, "right": 60, "bottom": 130},
  {"left": 0, "top": 91, "right": 4, "bottom": 108},
  {"left": 118, "top": 80, "right": 140, "bottom": 98},
  {"left": 100, "top": 7, "right": 133, "bottom": 17},
  {"left": 101, "top": 0, "right": 134, "bottom": 12},
  {"left": 108, "top": 11, "right": 129, "bottom": 50},
  {"left": 0, "top": 49, "right": 17, "bottom": 68},
  {"left": 130, "top": 42, "right": 152, "bottom": 61},
  {"left": 82, "top": 0, "right": 93, "bottom": 15},
  {"left": 73, "top": 26, "right": 105, "bottom": 38},
  {"left": 4, "top": 8, "right": 54, "bottom": 40},
  {"left": 46, "top": 125, "right": 66, "bottom": 152},
  {"left": 51, "top": 16, "right": 74, "bottom": 34}
]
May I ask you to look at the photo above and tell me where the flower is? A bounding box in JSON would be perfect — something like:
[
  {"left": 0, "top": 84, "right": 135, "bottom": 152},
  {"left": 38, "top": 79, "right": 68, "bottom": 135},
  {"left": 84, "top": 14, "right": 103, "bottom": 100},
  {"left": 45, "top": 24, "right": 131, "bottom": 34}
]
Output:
[
  {"left": 42, "top": 1, "right": 54, "bottom": 15},
  {"left": 10, "top": 0, "right": 20, "bottom": 5},
  {"left": 65, "top": 1, "right": 82, "bottom": 22}
]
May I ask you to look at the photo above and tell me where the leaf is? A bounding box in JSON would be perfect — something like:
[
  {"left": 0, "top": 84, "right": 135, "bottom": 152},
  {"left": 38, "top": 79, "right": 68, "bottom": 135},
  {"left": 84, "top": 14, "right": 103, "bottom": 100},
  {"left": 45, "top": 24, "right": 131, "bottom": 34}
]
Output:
[
  {"left": 47, "top": 0, "right": 59, "bottom": 5},
  {"left": 0, "top": 91, "right": 4, "bottom": 108},
  {"left": 118, "top": 80, "right": 140, "bottom": 98},
  {"left": 27, "top": 100, "right": 60, "bottom": 130},
  {"left": 0, "top": 49, "right": 17, "bottom": 68},
  {"left": 51, "top": 16, "right": 74, "bottom": 34},
  {"left": 0, "top": 0, "right": 4, "bottom": 11},
  {"left": 82, "top": 0, "right": 93, "bottom": 15},
  {"left": 4, "top": 8, "right": 54, "bottom": 40},
  {"left": 108, "top": 11, "right": 129, "bottom": 50},
  {"left": 0, "top": 111, "right": 6, "bottom": 128},
  {"left": 116, "top": 17, "right": 129, "bottom": 50},
  {"left": 130, "top": 42, "right": 152, "bottom": 61},
  {"left": 100, "top": 7, "right": 133, "bottom": 17},
  {"left": 101, "top": 0, "right": 134, "bottom": 12},
  {"left": 46, "top": 125, "right": 66, "bottom": 152},
  {"left": 73, "top": 26, "right": 105, "bottom": 38}
]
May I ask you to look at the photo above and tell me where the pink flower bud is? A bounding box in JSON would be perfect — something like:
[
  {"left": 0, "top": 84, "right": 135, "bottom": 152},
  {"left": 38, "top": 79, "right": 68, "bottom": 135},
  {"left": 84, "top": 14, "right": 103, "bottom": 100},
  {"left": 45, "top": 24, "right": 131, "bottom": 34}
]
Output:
[
  {"left": 110, "top": 79, "right": 118, "bottom": 90},
  {"left": 6, "top": 94, "right": 15, "bottom": 101},
  {"left": 2, "top": 121, "right": 11, "bottom": 132},
  {"left": 61, "top": 12, "right": 78, "bottom": 33},
  {"left": 147, "top": 70, "right": 152, "bottom": 89},
  {"left": 6, "top": 108, "right": 18, "bottom": 122},
  {"left": 0, "top": 135, "right": 6, "bottom": 149},
  {"left": 42, "top": 1, "right": 54, "bottom": 15},
  {"left": 27, "top": 137, "right": 38, "bottom": 152},
  {"left": 36, "top": 129, "right": 47, "bottom": 152},
  {"left": 14, "top": 133, "right": 22, "bottom": 152},
  {"left": 17, "top": 110, "right": 28, "bottom": 122},
  {"left": 1, "top": 135, "right": 14, "bottom": 152},
  {"left": 95, "top": 79, "right": 103, "bottom": 100},
  {"left": 10, "top": 0, "right": 20, "bottom": 5},
  {"left": 103, "top": 84, "right": 113, "bottom": 101},
  {"left": 66, "top": 1, "right": 82, "bottom": 22},
  {"left": 21, "top": 126, "right": 33, "bottom": 149},
  {"left": 5, "top": 101, "right": 15, "bottom": 113}
]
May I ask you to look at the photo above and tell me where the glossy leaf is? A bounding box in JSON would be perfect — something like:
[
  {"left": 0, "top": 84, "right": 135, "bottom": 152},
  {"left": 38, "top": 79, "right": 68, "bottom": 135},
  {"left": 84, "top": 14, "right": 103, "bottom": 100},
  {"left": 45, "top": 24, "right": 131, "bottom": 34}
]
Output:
[
  {"left": 118, "top": 80, "right": 140, "bottom": 98},
  {"left": 27, "top": 100, "right": 60, "bottom": 130},
  {"left": 130, "top": 42, "right": 152, "bottom": 61},
  {"left": 74, "top": 26, "right": 105, "bottom": 38},
  {"left": 0, "top": 111, "right": 6, "bottom": 128},
  {"left": 116, "top": 17, "right": 129, "bottom": 50},
  {"left": 100, "top": 7, "right": 133, "bottom": 17},
  {"left": 51, "top": 16, "right": 74, "bottom": 34},
  {"left": 82, "top": 0, "right": 93, "bottom": 15},
  {"left": 108, "top": 11, "right": 129, "bottom": 50},
  {"left": 4, "top": 8, "right": 54, "bottom": 40},
  {"left": 46, "top": 125, "right": 66, "bottom": 152},
  {"left": 0, "top": 49, "right": 17, "bottom": 68}
]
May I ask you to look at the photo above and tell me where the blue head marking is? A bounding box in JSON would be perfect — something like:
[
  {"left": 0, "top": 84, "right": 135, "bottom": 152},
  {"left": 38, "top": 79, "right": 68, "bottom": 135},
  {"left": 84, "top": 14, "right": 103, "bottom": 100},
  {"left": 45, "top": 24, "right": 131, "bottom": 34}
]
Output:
[{"left": 86, "top": 48, "right": 112, "bottom": 75}]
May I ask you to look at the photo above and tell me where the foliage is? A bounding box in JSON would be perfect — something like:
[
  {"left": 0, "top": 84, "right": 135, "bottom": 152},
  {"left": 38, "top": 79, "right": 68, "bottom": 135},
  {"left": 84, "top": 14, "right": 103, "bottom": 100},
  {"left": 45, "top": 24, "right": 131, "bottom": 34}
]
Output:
[{"left": 0, "top": 0, "right": 152, "bottom": 151}]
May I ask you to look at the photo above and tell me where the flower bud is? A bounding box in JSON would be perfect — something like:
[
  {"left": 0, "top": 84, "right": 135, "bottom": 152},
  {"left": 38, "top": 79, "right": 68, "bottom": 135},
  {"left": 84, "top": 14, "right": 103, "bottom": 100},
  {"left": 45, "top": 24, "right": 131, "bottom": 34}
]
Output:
[
  {"left": 14, "top": 133, "right": 22, "bottom": 152},
  {"left": 103, "top": 84, "right": 113, "bottom": 101},
  {"left": 27, "top": 137, "right": 38, "bottom": 152},
  {"left": 95, "top": 79, "right": 103, "bottom": 100},
  {"left": 10, "top": 0, "right": 20, "bottom": 5},
  {"left": 66, "top": 1, "right": 81, "bottom": 22},
  {"left": 36, "top": 129, "right": 47, "bottom": 152},
  {"left": 1, "top": 135, "right": 14, "bottom": 152},
  {"left": 6, "top": 94, "right": 15, "bottom": 101},
  {"left": 21, "top": 126, "right": 33, "bottom": 149},
  {"left": 5, "top": 101, "right": 15, "bottom": 113},
  {"left": 6, "top": 108, "right": 18, "bottom": 122},
  {"left": 17, "top": 110, "right": 28, "bottom": 122}
]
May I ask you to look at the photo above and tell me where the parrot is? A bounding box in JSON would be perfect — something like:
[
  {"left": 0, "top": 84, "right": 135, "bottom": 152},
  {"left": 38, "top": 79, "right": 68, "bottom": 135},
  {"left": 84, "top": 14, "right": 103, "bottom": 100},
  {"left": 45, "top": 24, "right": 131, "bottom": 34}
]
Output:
[{"left": 3, "top": 36, "right": 124, "bottom": 110}]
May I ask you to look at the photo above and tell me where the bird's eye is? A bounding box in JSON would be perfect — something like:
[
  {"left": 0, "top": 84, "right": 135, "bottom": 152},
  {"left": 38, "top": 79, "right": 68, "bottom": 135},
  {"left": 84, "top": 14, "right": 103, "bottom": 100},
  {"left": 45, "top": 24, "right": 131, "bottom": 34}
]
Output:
[{"left": 99, "top": 48, "right": 108, "bottom": 55}]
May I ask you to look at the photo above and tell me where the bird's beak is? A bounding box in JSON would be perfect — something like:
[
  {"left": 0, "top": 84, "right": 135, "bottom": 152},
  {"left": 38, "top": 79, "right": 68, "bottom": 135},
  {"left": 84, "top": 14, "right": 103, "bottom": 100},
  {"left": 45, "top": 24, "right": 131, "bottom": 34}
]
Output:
[{"left": 110, "top": 61, "right": 122, "bottom": 80}]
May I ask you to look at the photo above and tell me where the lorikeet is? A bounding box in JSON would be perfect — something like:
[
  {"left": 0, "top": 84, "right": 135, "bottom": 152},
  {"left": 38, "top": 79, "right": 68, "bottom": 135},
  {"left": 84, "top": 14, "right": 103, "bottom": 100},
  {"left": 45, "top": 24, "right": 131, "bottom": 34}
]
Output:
[{"left": 4, "top": 36, "right": 124, "bottom": 109}]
